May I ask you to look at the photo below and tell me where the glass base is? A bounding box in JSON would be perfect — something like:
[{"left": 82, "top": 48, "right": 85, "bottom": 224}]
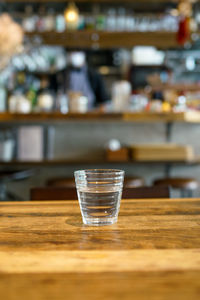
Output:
[{"left": 82, "top": 216, "right": 118, "bottom": 226}]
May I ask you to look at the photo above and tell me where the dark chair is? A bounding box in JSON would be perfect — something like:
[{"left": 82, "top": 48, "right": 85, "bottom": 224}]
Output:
[
  {"left": 31, "top": 187, "right": 77, "bottom": 200},
  {"left": 123, "top": 186, "right": 170, "bottom": 199},
  {"left": 47, "top": 177, "right": 76, "bottom": 187},
  {"left": 30, "top": 186, "right": 170, "bottom": 201},
  {"left": 0, "top": 169, "right": 34, "bottom": 201},
  {"left": 153, "top": 177, "right": 199, "bottom": 197},
  {"left": 46, "top": 176, "right": 145, "bottom": 188}
]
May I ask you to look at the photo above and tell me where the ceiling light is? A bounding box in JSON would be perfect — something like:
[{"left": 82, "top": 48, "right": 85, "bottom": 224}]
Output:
[{"left": 64, "top": 2, "right": 79, "bottom": 30}]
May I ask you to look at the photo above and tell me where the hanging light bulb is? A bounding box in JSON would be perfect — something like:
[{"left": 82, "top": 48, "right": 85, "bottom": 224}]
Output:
[{"left": 64, "top": 2, "right": 79, "bottom": 30}]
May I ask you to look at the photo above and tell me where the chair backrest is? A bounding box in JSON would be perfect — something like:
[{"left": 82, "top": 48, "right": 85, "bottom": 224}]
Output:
[
  {"left": 30, "top": 186, "right": 170, "bottom": 201},
  {"left": 123, "top": 186, "right": 170, "bottom": 199},
  {"left": 46, "top": 177, "right": 75, "bottom": 187},
  {"left": 31, "top": 187, "right": 78, "bottom": 200}
]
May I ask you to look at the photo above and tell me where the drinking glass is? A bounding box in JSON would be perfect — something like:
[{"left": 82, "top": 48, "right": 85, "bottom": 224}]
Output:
[{"left": 74, "top": 169, "right": 124, "bottom": 226}]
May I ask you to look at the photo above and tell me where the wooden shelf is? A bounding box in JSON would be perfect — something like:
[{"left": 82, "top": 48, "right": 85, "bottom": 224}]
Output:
[
  {"left": 151, "top": 83, "right": 200, "bottom": 92},
  {"left": 5, "top": 0, "right": 181, "bottom": 3},
  {"left": 26, "top": 31, "right": 179, "bottom": 49},
  {"left": 0, "top": 112, "right": 121, "bottom": 123},
  {"left": 1, "top": 111, "right": 200, "bottom": 123},
  {"left": 123, "top": 111, "right": 200, "bottom": 123},
  {"left": 0, "top": 158, "right": 199, "bottom": 167}
]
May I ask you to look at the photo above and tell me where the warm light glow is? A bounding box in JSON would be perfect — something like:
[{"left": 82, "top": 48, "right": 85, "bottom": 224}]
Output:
[
  {"left": 178, "top": 0, "right": 192, "bottom": 17},
  {"left": 99, "top": 66, "right": 110, "bottom": 75},
  {"left": 64, "top": 2, "right": 79, "bottom": 29},
  {"left": 65, "top": 10, "right": 78, "bottom": 22},
  {"left": 0, "top": 13, "right": 24, "bottom": 70},
  {"left": 170, "top": 9, "right": 179, "bottom": 17}
]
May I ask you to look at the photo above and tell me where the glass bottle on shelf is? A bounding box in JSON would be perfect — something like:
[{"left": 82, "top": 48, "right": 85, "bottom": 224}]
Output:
[
  {"left": 44, "top": 8, "right": 55, "bottom": 32},
  {"left": 37, "top": 76, "right": 54, "bottom": 112},
  {"left": 96, "top": 13, "right": 106, "bottom": 31},
  {"left": 106, "top": 8, "right": 117, "bottom": 31},
  {"left": 78, "top": 14, "right": 85, "bottom": 30},
  {"left": 93, "top": 4, "right": 106, "bottom": 31},
  {"left": 55, "top": 13, "right": 66, "bottom": 32},
  {"left": 56, "top": 89, "right": 68, "bottom": 113},
  {"left": 116, "top": 7, "right": 126, "bottom": 31},
  {"left": 125, "top": 10, "right": 135, "bottom": 32},
  {"left": 26, "top": 84, "right": 37, "bottom": 110},
  {"left": 36, "top": 5, "right": 46, "bottom": 32},
  {"left": 85, "top": 13, "right": 95, "bottom": 30},
  {"left": 22, "top": 5, "right": 37, "bottom": 32}
]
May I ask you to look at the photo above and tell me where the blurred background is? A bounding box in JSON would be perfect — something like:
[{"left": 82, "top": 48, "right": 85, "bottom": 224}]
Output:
[{"left": 1, "top": 0, "right": 200, "bottom": 200}]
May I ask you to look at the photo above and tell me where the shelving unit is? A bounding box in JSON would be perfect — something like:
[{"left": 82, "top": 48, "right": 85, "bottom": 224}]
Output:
[
  {"left": 0, "top": 111, "right": 199, "bottom": 178},
  {"left": 5, "top": 0, "right": 182, "bottom": 49}
]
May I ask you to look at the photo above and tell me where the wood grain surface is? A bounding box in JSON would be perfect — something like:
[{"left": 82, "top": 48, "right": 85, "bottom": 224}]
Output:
[
  {"left": 0, "top": 111, "right": 200, "bottom": 123},
  {"left": 0, "top": 199, "right": 200, "bottom": 300}
]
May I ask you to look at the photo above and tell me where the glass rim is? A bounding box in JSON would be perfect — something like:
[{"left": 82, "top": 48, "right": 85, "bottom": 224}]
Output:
[{"left": 74, "top": 169, "right": 124, "bottom": 175}]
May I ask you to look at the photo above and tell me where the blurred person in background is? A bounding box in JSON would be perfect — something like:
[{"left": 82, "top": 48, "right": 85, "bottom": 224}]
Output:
[{"left": 50, "top": 51, "right": 108, "bottom": 109}]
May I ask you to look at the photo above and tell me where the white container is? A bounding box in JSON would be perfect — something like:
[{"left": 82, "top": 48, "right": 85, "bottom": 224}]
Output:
[
  {"left": 38, "top": 93, "right": 54, "bottom": 112},
  {"left": 3, "top": 139, "right": 15, "bottom": 161},
  {"left": 68, "top": 92, "right": 88, "bottom": 113},
  {"left": 0, "top": 139, "right": 14, "bottom": 161},
  {"left": 112, "top": 80, "right": 131, "bottom": 112},
  {"left": 8, "top": 94, "right": 31, "bottom": 113}
]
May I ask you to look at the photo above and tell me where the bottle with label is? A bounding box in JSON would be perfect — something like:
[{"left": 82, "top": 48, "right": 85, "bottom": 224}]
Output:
[
  {"left": 116, "top": 7, "right": 126, "bottom": 31},
  {"left": 45, "top": 9, "right": 55, "bottom": 32},
  {"left": 55, "top": 14, "right": 66, "bottom": 32},
  {"left": 26, "top": 78, "right": 40, "bottom": 110},
  {"left": 36, "top": 5, "right": 46, "bottom": 32},
  {"left": 56, "top": 90, "right": 68, "bottom": 113},
  {"left": 22, "top": 5, "right": 37, "bottom": 32},
  {"left": 106, "top": 8, "right": 117, "bottom": 31},
  {"left": 96, "top": 13, "right": 106, "bottom": 31}
]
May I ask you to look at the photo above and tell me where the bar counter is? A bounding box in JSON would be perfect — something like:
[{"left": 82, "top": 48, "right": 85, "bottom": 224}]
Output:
[{"left": 0, "top": 198, "right": 200, "bottom": 299}]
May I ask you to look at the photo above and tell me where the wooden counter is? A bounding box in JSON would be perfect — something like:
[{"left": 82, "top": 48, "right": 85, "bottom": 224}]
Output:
[
  {"left": 0, "top": 111, "right": 200, "bottom": 123},
  {"left": 0, "top": 198, "right": 200, "bottom": 300}
]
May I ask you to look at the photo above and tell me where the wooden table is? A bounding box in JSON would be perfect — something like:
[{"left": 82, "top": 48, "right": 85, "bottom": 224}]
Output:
[{"left": 0, "top": 198, "right": 200, "bottom": 300}]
